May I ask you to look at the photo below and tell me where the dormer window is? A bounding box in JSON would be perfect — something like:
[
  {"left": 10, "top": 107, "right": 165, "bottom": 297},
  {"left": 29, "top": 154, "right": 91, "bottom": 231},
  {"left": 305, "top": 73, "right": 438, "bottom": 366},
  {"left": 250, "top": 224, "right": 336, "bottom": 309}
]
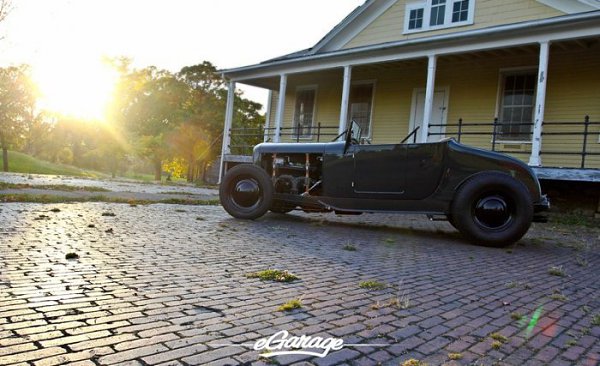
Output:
[{"left": 404, "top": 0, "right": 475, "bottom": 34}]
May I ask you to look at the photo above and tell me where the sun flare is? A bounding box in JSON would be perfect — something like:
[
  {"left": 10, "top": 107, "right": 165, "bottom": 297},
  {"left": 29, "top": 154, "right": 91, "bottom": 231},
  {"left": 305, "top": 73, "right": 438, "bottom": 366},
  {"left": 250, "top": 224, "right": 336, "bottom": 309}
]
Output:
[{"left": 32, "top": 57, "right": 118, "bottom": 121}]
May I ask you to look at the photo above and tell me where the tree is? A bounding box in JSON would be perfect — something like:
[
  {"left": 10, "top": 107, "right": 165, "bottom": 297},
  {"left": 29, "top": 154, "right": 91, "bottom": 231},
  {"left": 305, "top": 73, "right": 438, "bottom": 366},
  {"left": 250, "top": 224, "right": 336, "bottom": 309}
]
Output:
[
  {"left": 0, "top": 66, "right": 37, "bottom": 171},
  {"left": 113, "top": 66, "right": 190, "bottom": 180},
  {"left": 177, "top": 62, "right": 265, "bottom": 183},
  {"left": 0, "top": 0, "right": 11, "bottom": 24}
]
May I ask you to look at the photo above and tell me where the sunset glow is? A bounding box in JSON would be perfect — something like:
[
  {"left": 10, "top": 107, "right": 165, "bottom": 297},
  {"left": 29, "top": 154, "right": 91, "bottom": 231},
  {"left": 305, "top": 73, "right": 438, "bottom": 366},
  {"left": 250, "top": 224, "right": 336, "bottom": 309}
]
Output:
[{"left": 32, "top": 57, "right": 118, "bottom": 121}]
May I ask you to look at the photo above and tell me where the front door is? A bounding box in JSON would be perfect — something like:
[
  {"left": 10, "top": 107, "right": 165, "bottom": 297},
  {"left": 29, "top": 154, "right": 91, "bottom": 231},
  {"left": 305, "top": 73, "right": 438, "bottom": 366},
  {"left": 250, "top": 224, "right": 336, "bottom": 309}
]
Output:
[{"left": 410, "top": 89, "right": 448, "bottom": 142}]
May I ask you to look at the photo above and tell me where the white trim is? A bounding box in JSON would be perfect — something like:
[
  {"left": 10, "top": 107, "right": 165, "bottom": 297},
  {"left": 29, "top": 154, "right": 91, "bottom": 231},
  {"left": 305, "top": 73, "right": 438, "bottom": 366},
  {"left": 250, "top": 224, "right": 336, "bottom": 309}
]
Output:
[
  {"left": 530, "top": 42, "right": 550, "bottom": 166},
  {"left": 222, "top": 12, "right": 600, "bottom": 82},
  {"left": 339, "top": 65, "right": 353, "bottom": 134},
  {"left": 264, "top": 90, "right": 273, "bottom": 142},
  {"left": 218, "top": 81, "right": 236, "bottom": 184},
  {"left": 409, "top": 86, "right": 450, "bottom": 142},
  {"left": 420, "top": 55, "right": 438, "bottom": 143},
  {"left": 314, "top": 0, "right": 398, "bottom": 53},
  {"left": 348, "top": 79, "right": 377, "bottom": 139},
  {"left": 537, "top": 0, "right": 599, "bottom": 14},
  {"left": 293, "top": 85, "right": 319, "bottom": 139},
  {"left": 274, "top": 75, "right": 287, "bottom": 143},
  {"left": 495, "top": 67, "right": 538, "bottom": 144},
  {"left": 403, "top": 0, "right": 476, "bottom": 34}
]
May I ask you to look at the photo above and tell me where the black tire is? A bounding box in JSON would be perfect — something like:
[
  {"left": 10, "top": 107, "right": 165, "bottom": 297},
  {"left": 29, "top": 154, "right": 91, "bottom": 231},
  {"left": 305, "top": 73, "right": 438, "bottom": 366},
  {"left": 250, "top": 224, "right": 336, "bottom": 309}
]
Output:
[
  {"left": 219, "top": 164, "right": 273, "bottom": 220},
  {"left": 450, "top": 172, "right": 533, "bottom": 247}
]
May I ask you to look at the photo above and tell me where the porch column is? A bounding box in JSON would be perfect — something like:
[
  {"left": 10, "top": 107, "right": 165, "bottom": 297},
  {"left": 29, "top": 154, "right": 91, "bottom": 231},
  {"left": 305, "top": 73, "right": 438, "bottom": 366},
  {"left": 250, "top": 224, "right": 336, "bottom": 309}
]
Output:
[
  {"left": 339, "top": 65, "right": 353, "bottom": 134},
  {"left": 529, "top": 41, "right": 550, "bottom": 166},
  {"left": 264, "top": 90, "right": 273, "bottom": 142},
  {"left": 218, "top": 80, "right": 236, "bottom": 184},
  {"left": 419, "top": 55, "right": 437, "bottom": 143},
  {"left": 274, "top": 74, "right": 288, "bottom": 143}
]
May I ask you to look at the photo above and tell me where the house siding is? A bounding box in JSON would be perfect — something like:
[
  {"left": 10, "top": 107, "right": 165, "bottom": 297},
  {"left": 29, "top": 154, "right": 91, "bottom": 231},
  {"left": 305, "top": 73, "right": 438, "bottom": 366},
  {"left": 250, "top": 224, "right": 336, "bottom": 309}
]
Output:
[
  {"left": 269, "top": 45, "right": 600, "bottom": 169},
  {"left": 343, "top": 0, "right": 564, "bottom": 50}
]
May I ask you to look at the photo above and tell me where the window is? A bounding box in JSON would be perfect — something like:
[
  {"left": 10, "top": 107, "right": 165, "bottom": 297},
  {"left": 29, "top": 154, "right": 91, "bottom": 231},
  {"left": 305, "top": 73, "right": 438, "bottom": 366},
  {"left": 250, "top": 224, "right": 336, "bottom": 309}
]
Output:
[
  {"left": 499, "top": 72, "right": 536, "bottom": 141},
  {"left": 293, "top": 87, "right": 316, "bottom": 138},
  {"left": 408, "top": 8, "right": 424, "bottom": 30},
  {"left": 404, "top": 0, "right": 474, "bottom": 34},
  {"left": 348, "top": 83, "right": 374, "bottom": 137},
  {"left": 430, "top": 0, "right": 446, "bottom": 26},
  {"left": 452, "top": 0, "right": 469, "bottom": 22}
]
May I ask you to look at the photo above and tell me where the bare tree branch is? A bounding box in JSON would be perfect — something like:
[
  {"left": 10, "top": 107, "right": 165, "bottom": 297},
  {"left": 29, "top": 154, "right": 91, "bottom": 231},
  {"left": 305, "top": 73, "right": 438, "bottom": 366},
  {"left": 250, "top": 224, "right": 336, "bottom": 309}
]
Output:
[{"left": 0, "top": 0, "right": 12, "bottom": 23}]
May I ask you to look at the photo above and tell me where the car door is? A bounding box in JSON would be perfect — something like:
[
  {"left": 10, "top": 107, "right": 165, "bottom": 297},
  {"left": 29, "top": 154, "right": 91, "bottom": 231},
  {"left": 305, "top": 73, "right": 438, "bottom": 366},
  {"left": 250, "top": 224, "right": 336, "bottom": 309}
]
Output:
[
  {"left": 351, "top": 144, "right": 408, "bottom": 198},
  {"left": 402, "top": 142, "right": 446, "bottom": 200}
]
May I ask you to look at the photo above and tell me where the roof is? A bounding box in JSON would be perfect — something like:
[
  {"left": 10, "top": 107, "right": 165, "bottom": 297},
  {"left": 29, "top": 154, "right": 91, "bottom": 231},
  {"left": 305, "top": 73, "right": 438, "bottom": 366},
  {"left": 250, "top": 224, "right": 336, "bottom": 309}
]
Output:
[{"left": 222, "top": 10, "right": 600, "bottom": 81}]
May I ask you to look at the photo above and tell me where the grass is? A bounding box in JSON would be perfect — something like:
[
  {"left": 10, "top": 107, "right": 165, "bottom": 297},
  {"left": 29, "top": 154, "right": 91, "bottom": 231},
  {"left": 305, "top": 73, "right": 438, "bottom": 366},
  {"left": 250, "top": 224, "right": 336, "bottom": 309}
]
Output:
[
  {"left": 550, "top": 212, "right": 599, "bottom": 228},
  {"left": 245, "top": 269, "right": 299, "bottom": 283},
  {"left": 277, "top": 298, "right": 302, "bottom": 312},
  {"left": 548, "top": 265, "right": 567, "bottom": 277},
  {"left": 342, "top": 243, "right": 357, "bottom": 251},
  {"left": 0, "top": 194, "right": 219, "bottom": 206},
  {"left": 549, "top": 292, "right": 568, "bottom": 302},
  {"left": 489, "top": 332, "right": 508, "bottom": 343},
  {"left": 0, "top": 182, "right": 110, "bottom": 192},
  {"left": 3, "top": 151, "right": 104, "bottom": 177},
  {"left": 591, "top": 314, "right": 600, "bottom": 326},
  {"left": 447, "top": 353, "right": 463, "bottom": 360},
  {"left": 511, "top": 312, "right": 523, "bottom": 321},
  {"left": 359, "top": 280, "right": 387, "bottom": 291},
  {"left": 491, "top": 340, "right": 503, "bottom": 350},
  {"left": 401, "top": 360, "right": 428, "bottom": 366}
]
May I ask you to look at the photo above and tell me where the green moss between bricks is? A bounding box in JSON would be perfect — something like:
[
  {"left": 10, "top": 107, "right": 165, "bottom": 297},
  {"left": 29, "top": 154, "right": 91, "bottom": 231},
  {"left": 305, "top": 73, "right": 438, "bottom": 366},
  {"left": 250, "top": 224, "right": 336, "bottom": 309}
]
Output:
[
  {"left": 277, "top": 298, "right": 302, "bottom": 312},
  {"left": 245, "top": 269, "right": 299, "bottom": 283}
]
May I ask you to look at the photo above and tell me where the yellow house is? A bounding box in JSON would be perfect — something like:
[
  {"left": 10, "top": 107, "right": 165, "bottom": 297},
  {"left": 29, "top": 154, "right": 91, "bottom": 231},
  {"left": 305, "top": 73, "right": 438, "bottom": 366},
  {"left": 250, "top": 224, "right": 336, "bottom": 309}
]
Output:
[{"left": 220, "top": 0, "right": 600, "bottom": 182}]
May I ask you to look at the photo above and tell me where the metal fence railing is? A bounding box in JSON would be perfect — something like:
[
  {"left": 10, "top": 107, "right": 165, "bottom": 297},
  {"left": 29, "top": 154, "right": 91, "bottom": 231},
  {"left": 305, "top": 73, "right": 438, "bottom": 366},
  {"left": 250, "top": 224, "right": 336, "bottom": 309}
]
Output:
[
  {"left": 428, "top": 116, "right": 599, "bottom": 169},
  {"left": 229, "top": 123, "right": 340, "bottom": 155},
  {"left": 227, "top": 116, "right": 599, "bottom": 169}
]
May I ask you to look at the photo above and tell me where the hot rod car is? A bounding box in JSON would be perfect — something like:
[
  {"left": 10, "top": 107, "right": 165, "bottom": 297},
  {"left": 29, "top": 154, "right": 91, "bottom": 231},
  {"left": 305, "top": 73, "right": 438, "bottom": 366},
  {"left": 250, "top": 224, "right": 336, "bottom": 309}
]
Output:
[{"left": 219, "top": 122, "right": 549, "bottom": 246}]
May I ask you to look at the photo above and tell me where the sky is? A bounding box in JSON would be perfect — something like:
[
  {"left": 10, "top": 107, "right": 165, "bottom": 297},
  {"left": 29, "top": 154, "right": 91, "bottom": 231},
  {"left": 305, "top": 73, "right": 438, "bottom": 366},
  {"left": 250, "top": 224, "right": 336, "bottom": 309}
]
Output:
[{"left": 0, "top": 0, "right": 365, "bottom": 111}]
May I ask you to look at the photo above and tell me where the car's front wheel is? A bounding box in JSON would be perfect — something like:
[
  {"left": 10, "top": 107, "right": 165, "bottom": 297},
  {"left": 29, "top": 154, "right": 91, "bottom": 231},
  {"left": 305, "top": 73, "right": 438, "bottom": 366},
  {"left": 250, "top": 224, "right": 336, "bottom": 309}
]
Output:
[
  {"left": 450, "top": 172, "right": 533, "bottom": 247},
  {"left": 220, "top": 164, "right": 273, "bottom": 219}
]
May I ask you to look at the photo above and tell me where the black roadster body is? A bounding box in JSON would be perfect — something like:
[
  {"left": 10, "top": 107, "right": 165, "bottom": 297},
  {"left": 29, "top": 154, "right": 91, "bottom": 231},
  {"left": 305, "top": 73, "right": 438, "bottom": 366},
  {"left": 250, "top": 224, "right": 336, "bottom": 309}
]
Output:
[{"left": 220, "top": 124, "right": 549, "bottom": 246}]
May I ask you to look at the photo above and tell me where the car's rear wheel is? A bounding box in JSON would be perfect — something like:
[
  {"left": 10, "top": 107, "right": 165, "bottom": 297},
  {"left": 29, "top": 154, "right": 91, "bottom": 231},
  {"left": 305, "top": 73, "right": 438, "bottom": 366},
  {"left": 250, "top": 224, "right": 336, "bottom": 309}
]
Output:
[
  {"left": 219, "top": 164, "right": 273, "bottom": 219},
  {"left": 450, "top": 172, "right": 533, "bottom": 247}
]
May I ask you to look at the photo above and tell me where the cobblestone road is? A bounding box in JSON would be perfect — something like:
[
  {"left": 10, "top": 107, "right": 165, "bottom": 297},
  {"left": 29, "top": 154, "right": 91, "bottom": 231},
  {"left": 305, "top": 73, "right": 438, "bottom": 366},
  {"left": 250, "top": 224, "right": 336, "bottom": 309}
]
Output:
[{"left": 0, "top": 203, "right": 598, "bottom": 366}]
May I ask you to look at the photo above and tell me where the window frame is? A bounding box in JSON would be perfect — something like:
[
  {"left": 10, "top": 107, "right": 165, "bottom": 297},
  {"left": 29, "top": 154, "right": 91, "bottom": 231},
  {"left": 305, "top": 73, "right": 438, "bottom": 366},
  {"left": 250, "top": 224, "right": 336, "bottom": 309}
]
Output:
[
  {"left": 403, "top": 0, "right": 475, "bottom": 34},
  {"left": 292, "top": 85, "right": 318, "bottom": 139},
  {"left": 347, "top": 80, "right": 377, "bottom": 139},
  {"left": 495, "top": 67, "right": 538, "bottom": 144}
]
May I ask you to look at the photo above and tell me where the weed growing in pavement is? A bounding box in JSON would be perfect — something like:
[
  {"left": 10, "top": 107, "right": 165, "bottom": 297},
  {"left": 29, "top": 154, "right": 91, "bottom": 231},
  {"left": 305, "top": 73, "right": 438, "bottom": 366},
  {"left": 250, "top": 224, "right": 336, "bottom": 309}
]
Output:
[
  {"left": 549, "top": 291, "right": 568, "bottom": 302},
  {"left": 548, "top": 265, "right": 566, "bottom": 277},
  {"left": 246, "top": 269, "right": 299, "bottom": 283},
  {"left": 489, "top": 332, "right": 508, "bottom": 343},
  {"left": 359, "top": 281, "right": 387, "bottom": 291},
  {"left": 343, "top": 243, "right": 357, "bottom": 251},
  {"left": 277, "top": 298, "right": 302, "bottom": 312},
  {"left": 448, "top": 353, "right": 463, "bottom": 360},
  {"left": 511, "top": 312, "right": 523, "bottom": 321}
]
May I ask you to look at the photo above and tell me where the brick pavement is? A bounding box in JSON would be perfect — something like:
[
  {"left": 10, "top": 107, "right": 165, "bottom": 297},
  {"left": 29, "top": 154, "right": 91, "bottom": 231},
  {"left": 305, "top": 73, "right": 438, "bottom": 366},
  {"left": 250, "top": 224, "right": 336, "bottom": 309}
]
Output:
[{"left": 0, "top": 203, "right": 598, "bottom": 366}]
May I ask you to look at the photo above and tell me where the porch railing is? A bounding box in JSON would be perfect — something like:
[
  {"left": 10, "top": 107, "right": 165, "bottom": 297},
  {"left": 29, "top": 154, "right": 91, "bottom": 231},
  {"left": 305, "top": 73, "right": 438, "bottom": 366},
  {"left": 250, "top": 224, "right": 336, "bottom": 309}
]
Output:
[
  {"left": 228, "top": 117, "right": 599, "bottom": 169},
  {"left": 229, "top": 123, "right": 339, "bottom": 155},
  {"left": 428, "top": 116, "right": 600, "bottom": 169}
]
